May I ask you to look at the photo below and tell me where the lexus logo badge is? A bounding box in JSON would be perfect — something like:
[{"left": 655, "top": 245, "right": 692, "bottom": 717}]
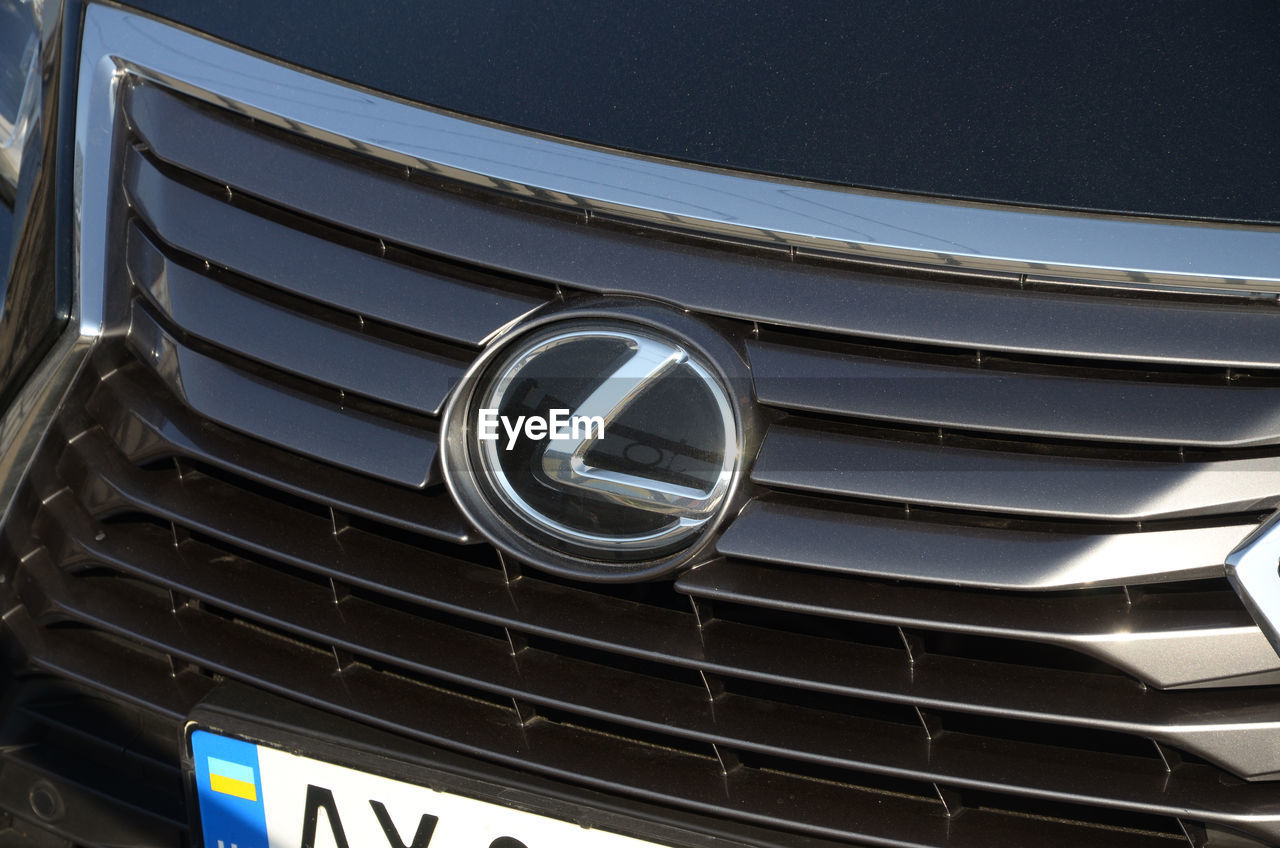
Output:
[{"left": 440, "top": 302, "right": 752, "bottom": 581}]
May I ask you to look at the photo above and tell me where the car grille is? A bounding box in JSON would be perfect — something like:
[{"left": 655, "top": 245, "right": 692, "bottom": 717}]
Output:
[{"left": 5, "top": 76, "right": 1280, "bottom": 848}]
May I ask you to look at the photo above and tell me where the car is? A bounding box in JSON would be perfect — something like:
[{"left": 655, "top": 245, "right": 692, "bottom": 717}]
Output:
[{"left": 1, "top": 1, "right": 1279, "bottom": 846}]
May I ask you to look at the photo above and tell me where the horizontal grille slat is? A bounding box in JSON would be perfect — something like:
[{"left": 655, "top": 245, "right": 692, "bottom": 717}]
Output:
[
  {"left": 0, "top": 738, "right": 185, "bottom": 829},
  {"left": 19, "top": 696, "right": 179, "bottom": 775},
  {"left": 0, "top": 673, "right": 190, "bottom": 848},
  {"left": 42, "top": 426, "right": 1280, "bottom": 781},
  {"left": 7, "top": 561, "right": 1198, "bottom": 848},
  {"left": 126, "top": 225, "right": 468, "bottom": 416},
  {"left": 122, "top": 145, "right": 546, "bottom": 348},
  {"left": 3, "top": 607, "right": 215, "bottom": 721},
  {"left": 718, "top": 498, "right": 1253, "bottom": 590},
  {"left": 126, "top": 304, "right": 439, "bottom": 488},
  {"left": 123, "top": 82, "right": 1280, "bottom": 370},
  {"left": 85, "top": 360, "right": 471, "bottom": 543},
  {"left": 749, "top": 340, "right": 1280, "bottom": 448},
  {"left": 0, "top": 741, "right": 184, "bottom": 848},
  {"left": 56, "top": 423, "right": 701, "bottom": 657},
  {"left": 677, "top": 561, "right": 1279, "bottom": 690},
  {"left": 754, "top": 423, "right": 1280, "bottom": 521},
  {"left": 19, "top": 535, "right": 1280, "bottom": 841}
]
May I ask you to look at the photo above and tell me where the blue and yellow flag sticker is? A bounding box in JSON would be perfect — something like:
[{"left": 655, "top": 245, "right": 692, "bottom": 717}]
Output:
[
  {"left": 192, "top": 730, "right": 269, "bottom": 848},
  {"left": 208, "top": 756, "right": 258, "bottom": 801}
]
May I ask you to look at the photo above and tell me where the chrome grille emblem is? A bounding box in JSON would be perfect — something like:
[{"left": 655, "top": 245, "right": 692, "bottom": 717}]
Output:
[
  {"left": 441, "top": 305, "right": 749, "bottom": 580},
  {"left": 534, "top": 331, "right": 731, "bottom": 514}
]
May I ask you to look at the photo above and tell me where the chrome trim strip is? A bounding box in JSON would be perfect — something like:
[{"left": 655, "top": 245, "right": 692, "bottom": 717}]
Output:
[
  {"left": 81, "top": 5, "right": 1280, "bottom": 295},
  {"left": 75, "top": 4, "right": 127, "bottom": 337},
  {"left": 0, "top": 5, "right": 124, "bottom": 522},
  {"left": 1227, "top": 512, "right": 1280, "bottom": 660}
]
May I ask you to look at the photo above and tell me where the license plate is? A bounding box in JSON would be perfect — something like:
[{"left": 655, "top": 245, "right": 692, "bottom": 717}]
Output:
[{"left": 191, "top": 729, "right": 670, "bottom": 848}]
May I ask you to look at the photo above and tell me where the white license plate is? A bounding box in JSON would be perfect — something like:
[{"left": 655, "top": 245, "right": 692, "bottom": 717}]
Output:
[{"left": 191, "top": 730, "right": 670, "bottom": 848}]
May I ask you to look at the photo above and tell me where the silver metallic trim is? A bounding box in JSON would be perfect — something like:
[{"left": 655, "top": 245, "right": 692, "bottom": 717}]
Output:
[
  {"left": 0, "top": 5, "right": 125, "bottom": 524},
  {"left": 678, "top": 562, "right": 1280, "bottom": 691},
  {"left": 476, "top": 327, "right": 738, "bottom": 553},
  {"left": 76, "top": 4, "right": 128, "bottom": 337},
  {"left": 1227, "top": 511, "right": 1280, "bottom": 659},
  {"left": 1090, "top": 624, "right": 1280, "bottom": 691},
  {"left": 80, "top": 5, "right": 1280, "bottom": 295},
  {"left": 535, "top": 333, "right": 734, "bottom": 518},
  {"left": 441, "top": 301, "right": 756, "bottom": 581}
]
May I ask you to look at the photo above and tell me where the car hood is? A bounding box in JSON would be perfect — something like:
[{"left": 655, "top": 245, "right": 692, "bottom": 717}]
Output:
[{"left": 117, "top": 0, "right": 1279, "bottom": 225}]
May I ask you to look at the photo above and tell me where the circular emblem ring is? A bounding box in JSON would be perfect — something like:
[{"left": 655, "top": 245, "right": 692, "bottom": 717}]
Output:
[{"left": 440, "top": 302, "right": 751, "bottom": 581}]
